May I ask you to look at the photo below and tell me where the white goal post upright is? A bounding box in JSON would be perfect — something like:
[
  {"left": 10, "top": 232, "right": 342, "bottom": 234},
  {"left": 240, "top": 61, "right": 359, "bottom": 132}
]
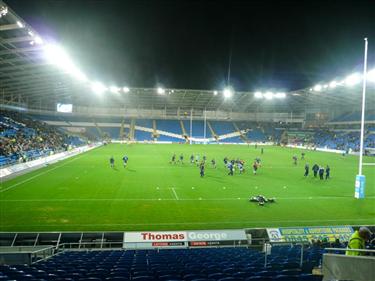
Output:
[
  {"left": 355, "top": 38, "right": 368, "bottom": 199},
  {"left": 190, "top": 108, "right": 193, "bottom": 145}
]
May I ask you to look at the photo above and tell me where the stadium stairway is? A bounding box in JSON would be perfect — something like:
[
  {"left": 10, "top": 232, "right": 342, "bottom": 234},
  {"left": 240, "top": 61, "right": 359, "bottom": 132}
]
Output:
[
  {"left": 180, "top": 120, "right": 188, "bottom": 139},
  {"left": 93, "top": 120, "right": 104, "bottom": 139},
  {"left": 0, "top": 247, "right": 324, "bottom": 281},
  {"left": 152, "top": 120, "right": 159, "bottom": 139},
  {"left": 217, "top": 131, "right": 243, "bottom": 142},
  {"left": 129, "top": 119, "right": 136, "bottom": 140},
  {"left": 207, "top": 121, "right": 218, "bottom": 140},
  {"left": 119, "top": 119, "right": 126, "bottom": 140},
  {"left": 233, "top": 123, "right": 249, "bottom": 143}
]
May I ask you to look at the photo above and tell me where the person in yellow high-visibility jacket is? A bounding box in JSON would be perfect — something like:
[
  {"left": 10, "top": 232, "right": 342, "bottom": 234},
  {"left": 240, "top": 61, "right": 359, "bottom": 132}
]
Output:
[{"left": 346, "top": 227, "right": 372, "bottom": 256}]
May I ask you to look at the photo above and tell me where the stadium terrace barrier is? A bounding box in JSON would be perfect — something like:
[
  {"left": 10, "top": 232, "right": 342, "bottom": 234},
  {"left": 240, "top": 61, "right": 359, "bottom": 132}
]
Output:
[
  {"left": 0, "top": 143, "right": 101, "bottom": 179},
  {"left": 322, "top": 248, "right": 375, "bottom": 281},
  {"left": 0, "top": 246, "right": 55, "bottom": 265}
]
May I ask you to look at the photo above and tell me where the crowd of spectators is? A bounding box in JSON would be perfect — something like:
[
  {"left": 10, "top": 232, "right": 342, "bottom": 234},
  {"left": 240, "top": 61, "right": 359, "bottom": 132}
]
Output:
[{"left": 0, "top": 111, "right": 84, "bottom": 164}]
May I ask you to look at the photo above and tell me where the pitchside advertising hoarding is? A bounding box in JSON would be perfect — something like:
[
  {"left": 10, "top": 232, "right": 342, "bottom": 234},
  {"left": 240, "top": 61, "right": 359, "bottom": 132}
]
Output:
[
  {"left": 267, "top": 226, "right": 354, "bottom": 243},
  {"left": 123, "top": 230, "right": 248, "bottom": 248}
]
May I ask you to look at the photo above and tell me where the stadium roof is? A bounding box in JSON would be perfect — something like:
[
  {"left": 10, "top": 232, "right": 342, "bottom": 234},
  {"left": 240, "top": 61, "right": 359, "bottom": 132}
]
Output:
[{"left": 0, "top": 0, "right": 374, "bottom": 113}]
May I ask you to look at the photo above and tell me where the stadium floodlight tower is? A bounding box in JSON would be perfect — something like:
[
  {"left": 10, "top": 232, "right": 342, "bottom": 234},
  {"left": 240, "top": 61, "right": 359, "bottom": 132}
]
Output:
[{"left": 355, "top": 38, "right": 368, "bottom": 199}]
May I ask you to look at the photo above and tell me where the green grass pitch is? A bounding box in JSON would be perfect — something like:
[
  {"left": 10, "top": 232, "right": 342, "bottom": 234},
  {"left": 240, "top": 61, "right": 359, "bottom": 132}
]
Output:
[{"left": 0, "top": 143, "right": 374, "bottom": 232}]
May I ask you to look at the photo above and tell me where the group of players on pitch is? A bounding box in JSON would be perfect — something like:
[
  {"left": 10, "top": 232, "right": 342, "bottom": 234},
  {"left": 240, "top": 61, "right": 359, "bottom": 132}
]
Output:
[
  {"left": 293, "top": 152, "right": 331, "bottom": 180},
  {"left": 169, "top": 153, "right": 262, "bottom": 178},
  {"left": 109, "top": 155, "right": 129, "bottom": 169}
]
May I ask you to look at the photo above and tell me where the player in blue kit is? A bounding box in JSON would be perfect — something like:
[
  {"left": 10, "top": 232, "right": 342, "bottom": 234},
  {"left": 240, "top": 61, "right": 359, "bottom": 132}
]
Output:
[
  {"left": 199, "top": 161, "right": 205, "bottom": 177},
  {"left": 110, "top": 156, "right": 115, "bottom": 168},
  {"left": 122, "top": 155, "right": 129, "bottom": 168}
]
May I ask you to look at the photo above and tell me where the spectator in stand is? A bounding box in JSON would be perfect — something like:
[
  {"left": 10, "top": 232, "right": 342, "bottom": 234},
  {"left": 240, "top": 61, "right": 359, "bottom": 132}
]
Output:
[{"left": 346, "top": 227, "right": 372, "bottom": 256}]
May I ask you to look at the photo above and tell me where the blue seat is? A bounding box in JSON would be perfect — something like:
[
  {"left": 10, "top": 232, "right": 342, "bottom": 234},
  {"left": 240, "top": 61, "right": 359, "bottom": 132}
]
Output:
[
  {"left": 218, "top": 278, "right": 244, "bottom": 281},
  {"left": 131, "top": 277, "right": 154, "bottom": 281},
  {"left": 184, "top": 274, "right": 207, "bottom": 281},
  {"left": 274, "top": 275, "right": 299, "bottom": 281},
  {"left": 245, "top": 277, "right": 273, "bottom": 281}
]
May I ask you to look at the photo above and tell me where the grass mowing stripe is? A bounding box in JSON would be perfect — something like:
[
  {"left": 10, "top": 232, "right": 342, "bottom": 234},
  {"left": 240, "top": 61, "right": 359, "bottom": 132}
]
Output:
[
  {"left": 2, "top": 218, "right": 374, "bottom": 227},
  {"left": 1, "top": 196, "right": 374, "bottom": 202},
  {"left": 0, "top": 155, "right": 84, "bottom": 193}
]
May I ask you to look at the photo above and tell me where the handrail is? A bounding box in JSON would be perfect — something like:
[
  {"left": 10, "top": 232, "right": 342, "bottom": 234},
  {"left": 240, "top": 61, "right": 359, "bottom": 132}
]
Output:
[
  {"left": 325, "top": 247, "right": 375, "bottom": 253},
  {"left": 0, "top": 246, "right": 55, "bottom": 254}
]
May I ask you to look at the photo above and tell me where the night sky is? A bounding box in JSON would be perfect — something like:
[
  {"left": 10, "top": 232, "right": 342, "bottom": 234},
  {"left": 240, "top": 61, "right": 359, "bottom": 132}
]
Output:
[{"left": 6, "top": 0, "right": 375, "bottom": 91}]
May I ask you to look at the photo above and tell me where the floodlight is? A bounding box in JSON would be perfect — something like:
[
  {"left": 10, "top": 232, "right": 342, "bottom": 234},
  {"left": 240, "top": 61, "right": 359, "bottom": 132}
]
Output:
[
  {"left": 29, "top": 41, "right": 34, "bottom": 45},
  {"left": 329, "top": 81, "right": 337, "bottom": 88},
  {"left": 275, "top": 92, "right": 286, "bottom": 98},
  {"left": 110, "top": 86, "right": 120, "bottom": 94},
  {"left": 91, "top": 82, "right": 107, "bottom": 95},
  {"left": 71, "top": 69, "right": 87, "bottom": 82},
  {"left": 123, "top": 87, "right": 130, "bottom": 93},
  {"left": 313, "top": 84, "right": 322, "bottom": 92},
  {"left": 34, "top": 36, "right": 43, "bottom": 44},
  {"left": 157, "top": 87, "right": 165, "bottom": 94},
  {"left": 367, "top": 69, "right": 375, "bottom": 82},
  {"left": 323, "top": 84, "right": 328, "bottom": 88},
  {"left": 28, "top": 31, "right": 34, "bottom": 37},
  {"left": 16, "top": 21, "right": 24, "bottom": 28},
  {"left": 254, "top": 91, "right": 263, "bottom": 98},
  {"left": 0, "top": 6, "right": 8, "bottom": 18},
  {"left": 263, "top": 92, "right": 273, "bottom": 100},
  {"left": 345, "top": 73, "right": 361, "bottom": 86},
  {"left": 309, "top": 88, "right": 313, "bottom": 91},
  {"left": 43, "top": 44, "right": 71, "bottom": 68},
  {"left": 213, "top": 90, "right": 218, "bottom": 96},
  {"left": 223, "top": 87, "right": 233, "bottom": 98}
]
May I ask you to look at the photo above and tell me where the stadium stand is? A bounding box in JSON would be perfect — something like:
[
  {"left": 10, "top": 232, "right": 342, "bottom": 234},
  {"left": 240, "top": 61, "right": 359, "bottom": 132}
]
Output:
[
  {"left": 157, "top": 120, "right": 182, "bottom": 135},
  {"left": 0, "top": 111, "right": 86, "bottom": 166},
  {"left": 0, "top": 247, "right": 324, "bottom": 281},
  {"left": 4, "top": 111, "right": 375, "bottom": 151},
  {"left": 331, "top": 111, "right": 375, "bottom": 122}
]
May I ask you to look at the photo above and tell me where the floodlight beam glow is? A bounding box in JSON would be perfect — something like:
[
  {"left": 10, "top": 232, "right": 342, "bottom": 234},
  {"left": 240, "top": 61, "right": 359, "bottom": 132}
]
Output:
[
  {"left": 367, "top": 69, "right": 375, "bottom": 82},
  {"left": 43, "top": 44, "right": 88, "bottom": 82},
  {"left": 275, "top": 92, "right": 286, "bottom": 98},
  {"left": 91, "top": 82, "right": 107, "bottom": 95},
  {"left": 313, "top": 84, "right": 322, "bottom": 92},
  {"left": 123, "top": 87, "right": 130, "bottom": 93},
  {"left": 329, "top": 81, "right": 337, "bottom": 88},
  {"left": 223, "top": 88, "right": 233, "bottom": 98},
  {"left": 110, "top": 86, "right": 120, "bottom": 94},
  {"left": 263, "top": 92, "right": 273, "bottom": 100},
  {"left": 345, "top": 73, "right": 361, "bottom": 86},
  {"left": 254, "top": 91, "right": 263, "bottom": 98},
  {"left": 157, "top": 87, "right": 165, "bottom": 94}
]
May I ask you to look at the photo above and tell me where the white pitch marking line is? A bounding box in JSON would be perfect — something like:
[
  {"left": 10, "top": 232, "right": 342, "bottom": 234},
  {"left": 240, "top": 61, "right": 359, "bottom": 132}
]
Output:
[
  {"left": 0, "top": 155, "right": 84, "bottom": 193},
  {"left": 171, "top": 188, "right": 179, "bottom": 200}
]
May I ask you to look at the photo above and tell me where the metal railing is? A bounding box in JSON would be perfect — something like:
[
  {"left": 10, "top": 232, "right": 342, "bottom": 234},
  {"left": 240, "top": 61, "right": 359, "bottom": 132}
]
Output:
[
  {"left": 0, "top": 245, "right": 55, "bottom": 265},
  {"left": 324, "top": 247, "right": 375, "bottom": 255}
]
